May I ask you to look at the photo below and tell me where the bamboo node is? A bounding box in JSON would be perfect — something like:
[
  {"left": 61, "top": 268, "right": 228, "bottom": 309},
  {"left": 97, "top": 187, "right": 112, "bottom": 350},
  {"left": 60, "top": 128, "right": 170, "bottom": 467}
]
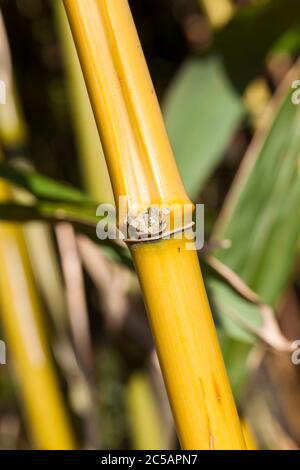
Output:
[
  {"left": 125, "top": 206, "right": 170, "bottom": 239},
  {"left": 123, "top": 205, "right": 194, "bottom": 243}
]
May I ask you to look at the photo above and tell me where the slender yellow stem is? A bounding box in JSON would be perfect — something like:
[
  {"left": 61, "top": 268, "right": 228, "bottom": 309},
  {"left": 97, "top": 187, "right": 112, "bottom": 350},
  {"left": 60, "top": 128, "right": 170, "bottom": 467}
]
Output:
[
  {"left": 64, "top": 0, "right": 188, "bottom": 209},
  {"left": 0, "top": 166, "right": 76, "bottom": 449},
  {"left": 127, "top": 372, "right": 167, "bottom": 450},
  {"left": 131, "top": 237, "right": 244, "bottom": 449},
  {"left": 0, "top": 12, "right": 75, "bottom": 449},
  {"left": 64, "top": 0, "right": 246, "bottom": 449},
  {"left": 0, "top": 11, "right": 69, "bottom": 330}
]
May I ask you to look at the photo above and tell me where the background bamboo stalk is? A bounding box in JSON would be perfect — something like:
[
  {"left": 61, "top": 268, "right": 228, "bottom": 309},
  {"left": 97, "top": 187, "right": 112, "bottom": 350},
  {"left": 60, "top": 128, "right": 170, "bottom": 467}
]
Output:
[
  {"left": 0, "top": 163, "right": 76, "bottom": 450},
  {"left": 63, "top": 0, "right": 246, "bottom": 449},
  {"left": 0, "top": 13, "right": 74, "bottom": 449},
  {"left": 126, "top": 372, "right": 167, "bottom": 450},
  {"left": 53, "top": 0, "right": 113, "bottom": 204},
  {"left": 0, "top": 10, "right": 68, "bottom": 330},
  {"left": 0, "top": 12, "right": 77, "bottom": 448}
]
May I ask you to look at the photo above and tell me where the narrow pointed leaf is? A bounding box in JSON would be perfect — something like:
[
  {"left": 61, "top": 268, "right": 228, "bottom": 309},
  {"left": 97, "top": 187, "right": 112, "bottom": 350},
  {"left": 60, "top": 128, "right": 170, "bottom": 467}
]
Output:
[
  {"left": 163, "top": 56, "right": 244, "bottom": 198},
  {"left": 0, "top": 161, "right": 96, "bottom": 206}
]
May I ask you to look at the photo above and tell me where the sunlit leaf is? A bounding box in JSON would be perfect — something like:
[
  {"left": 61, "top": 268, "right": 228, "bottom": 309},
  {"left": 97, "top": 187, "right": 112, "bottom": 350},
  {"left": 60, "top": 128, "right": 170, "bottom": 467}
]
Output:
[
  {"left": 210, "top": 65, "right": 300, "bottom": 397},
  {"left": 215, "top": 71, "right": 300, "bottom": 306},
  {"left": 163, "top": 56, "right": 244, "bottom": 198}
]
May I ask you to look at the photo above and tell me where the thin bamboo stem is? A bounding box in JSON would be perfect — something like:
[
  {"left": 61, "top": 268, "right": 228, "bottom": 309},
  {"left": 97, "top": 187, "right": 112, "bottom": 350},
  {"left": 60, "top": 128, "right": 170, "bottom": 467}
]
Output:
[
  {"left": 64, "top": 0, "right": 246, "bottom": 449},
  {"left": 64, "top": 0, "right": 189, "bottom": 209},
  {"left": 0, "top": 169, "right": 76, "bottom": 449},
  {"left": 0, "top": 11, "right": 68, "bottom": 331},
  {"left": 0, "top": 12, "right": 76, "bottom": 449},
  {"left": 126, "top": 372, "right": 167, "bottom": 450},
  {"left": 53, "top": 0, "right": 113, "bottom": 204}
]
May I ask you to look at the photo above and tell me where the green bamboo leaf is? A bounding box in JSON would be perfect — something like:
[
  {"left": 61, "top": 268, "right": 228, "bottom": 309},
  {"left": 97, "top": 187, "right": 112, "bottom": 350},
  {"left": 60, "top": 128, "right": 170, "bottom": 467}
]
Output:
[
  {"left": 215, "top": 71, "right": 300, "bottom": 306},
  {"left": 218, "top": 331, "right": 252, "bottom": 401},
  {"left": 0, "top": 200, "right": 96, "bottom": 225},
  {"left": 0, "top": 161, "right": 96, "bottom": 206},
  {"left": 209, "top": 66, "right": 300, "bottom": 397},
  {"left": 208, "top": 276, "right": 260, "bottom": 344},
  {"left": 163, "top": 56, "right": 244, "bottom": 199}
]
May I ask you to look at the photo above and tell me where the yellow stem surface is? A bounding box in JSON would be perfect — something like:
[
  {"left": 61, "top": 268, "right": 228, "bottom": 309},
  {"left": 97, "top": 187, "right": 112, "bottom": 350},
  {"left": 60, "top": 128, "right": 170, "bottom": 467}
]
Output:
[
  {"left": 63, "top": 0, "right": 189, "bottom": 209},
  {"left": 131, "top": 237, "right": 245, "bottom": 449},
  {"left": 64, "top": 0, "right": 246, "bottom": 449}
]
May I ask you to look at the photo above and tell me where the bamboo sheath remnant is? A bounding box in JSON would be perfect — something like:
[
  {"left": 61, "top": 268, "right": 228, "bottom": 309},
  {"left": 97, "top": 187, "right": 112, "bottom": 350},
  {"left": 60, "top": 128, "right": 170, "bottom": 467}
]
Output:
[{"left": 64, "top": 0, "right": 246, "bottom": 449}]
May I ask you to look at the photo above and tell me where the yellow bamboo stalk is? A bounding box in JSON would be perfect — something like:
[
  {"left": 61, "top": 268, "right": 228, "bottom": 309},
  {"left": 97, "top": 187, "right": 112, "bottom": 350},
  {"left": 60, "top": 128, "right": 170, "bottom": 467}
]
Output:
[
  {"left": 0, "top": 13, "right": 75, "bottom": 443},
  {"left": 0, "top": 162, "right": 76, "bottom": 449},
  {"left": 64, "top": 0, "right": 246, "bottom": 449},
  {"left": 0, "top": 11, "right": 69, "bottom": 330},
  {"left": 54, "top": 2, "right": 166, "bottom": 449},
  {"left": 126, "top": 372, "right": 167, "bottom": 450}
]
